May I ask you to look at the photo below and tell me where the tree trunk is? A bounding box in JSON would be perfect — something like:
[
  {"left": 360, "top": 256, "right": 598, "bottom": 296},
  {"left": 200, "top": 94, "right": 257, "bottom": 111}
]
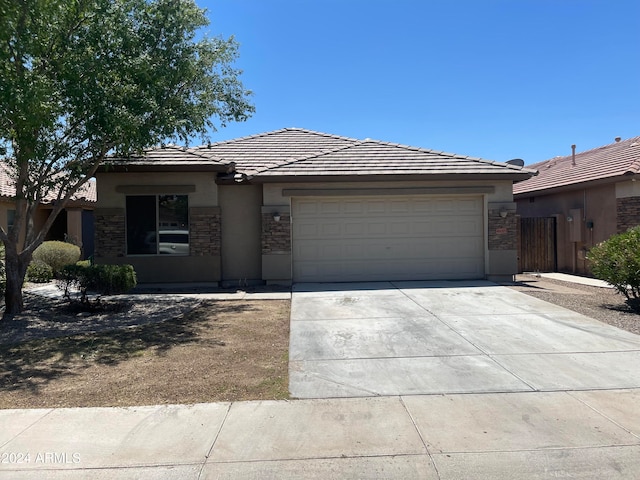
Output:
[{"left": 3, "top": 249, "right": 30, "bottom": 318}]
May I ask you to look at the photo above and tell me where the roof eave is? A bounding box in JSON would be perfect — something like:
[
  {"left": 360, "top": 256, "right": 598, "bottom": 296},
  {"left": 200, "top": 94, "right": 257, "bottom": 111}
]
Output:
[
  {"left": 513, "top": 174, "right": 633, "bottom": 198},
  {"left": 97, "top": 163, "right": 233, "bottom": 173},
  {"left": 249, "top": 172, "right": 535, "bottom": 183}
]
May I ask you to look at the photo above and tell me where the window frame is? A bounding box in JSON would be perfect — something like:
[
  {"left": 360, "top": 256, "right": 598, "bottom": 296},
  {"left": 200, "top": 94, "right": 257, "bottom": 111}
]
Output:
[{"left": 125, "top": 194, "right": 190, "bottom": 256}]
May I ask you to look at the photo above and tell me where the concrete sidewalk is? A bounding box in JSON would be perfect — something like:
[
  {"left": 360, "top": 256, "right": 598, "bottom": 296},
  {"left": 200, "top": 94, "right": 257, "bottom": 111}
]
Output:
[
  {"left": 26, "top": 283, "right": 291, "bottom": 301},
  {"left": 532, "top": 272, "right": 613, "bottom": 288},
  {"left": 1, "top": 389, "right": 640, "bottom": 479}
]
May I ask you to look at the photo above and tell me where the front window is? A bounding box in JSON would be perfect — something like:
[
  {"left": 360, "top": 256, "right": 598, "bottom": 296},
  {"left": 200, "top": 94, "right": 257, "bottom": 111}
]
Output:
[{"left": 126, "top": 195, "right": 189, "bottom": 255}]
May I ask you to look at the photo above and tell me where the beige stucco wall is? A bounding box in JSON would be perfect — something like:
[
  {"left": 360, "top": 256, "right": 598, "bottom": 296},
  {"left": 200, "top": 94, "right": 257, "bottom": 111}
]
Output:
[
  {"left": 65, "top": 208, "right": 83, "bottom": 248},
  {"left": 616, "top": 179, "right": 640, "bottom": 199},
  {"left": 263, "top": 179, "right": 514, "bottom": 204},
  {"left": 262, "top": 179, "right": 518, "bottom": 283},
  {"left": 95, "top": 171, "right": 221, "bottom": 283},
  {"left": 219, "top": 184, "right": 262, "bottom": 285},
  {"left": 515, "top": 183, "right": 617, "bottom": 274},
  {"left": 96, "top": 172, "right": 219, "bottom": 208}
]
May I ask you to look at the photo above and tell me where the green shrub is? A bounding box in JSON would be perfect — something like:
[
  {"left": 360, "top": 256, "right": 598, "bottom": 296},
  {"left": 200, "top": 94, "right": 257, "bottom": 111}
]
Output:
[
  {"left": 32, "top": 241, "right": 81, "bottom": 276},
  {"left": 588, "top": 226, "right": 640, "bottom": 300},
  {"left": 76, "top": 260, "right": 91, "bottom": 268},
  {"left": 26, "top": 260, "right": 53, "bottom": 283},
  {"left": 57, "top": 263, "right": 137, "bottom": 306}
]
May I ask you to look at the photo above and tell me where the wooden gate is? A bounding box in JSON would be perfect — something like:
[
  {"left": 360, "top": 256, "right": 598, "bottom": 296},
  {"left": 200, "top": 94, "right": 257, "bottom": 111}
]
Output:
[{"left": 518, "top": 217, "right": 557, "bottom": 273}]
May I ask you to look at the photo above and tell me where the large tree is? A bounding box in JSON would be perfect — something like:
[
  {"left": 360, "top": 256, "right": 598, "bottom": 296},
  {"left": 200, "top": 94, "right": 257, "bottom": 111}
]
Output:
[{"left": 0, "top": 0, "right": 254, "bottom": 316}]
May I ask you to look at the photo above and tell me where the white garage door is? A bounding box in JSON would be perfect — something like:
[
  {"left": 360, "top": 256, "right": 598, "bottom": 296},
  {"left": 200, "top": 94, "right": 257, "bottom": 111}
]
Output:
[{"left": 292, "top": 195, "right": 485, "bottom": 282}]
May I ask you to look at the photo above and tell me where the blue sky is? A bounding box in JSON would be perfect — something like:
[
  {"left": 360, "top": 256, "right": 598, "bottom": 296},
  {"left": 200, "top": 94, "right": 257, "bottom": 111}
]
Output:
[{"left": 198, "top": 0, "right": 639, "bottom": 165}]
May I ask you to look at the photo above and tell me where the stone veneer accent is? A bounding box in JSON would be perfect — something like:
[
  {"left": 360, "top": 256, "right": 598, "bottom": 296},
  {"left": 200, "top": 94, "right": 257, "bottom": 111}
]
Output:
[
  {"left": 189, "top": 208, "right": 221, "bottom": 256},
  {"left": 488, "top": 211, "right": 517, "bottom": 250},
  {"left": 616, "top": 196, "right": 640, "bottom": 233},
  {"left": 262, "top": 213, "right": 291, "bottom": 254},
  {"left": 94, "top": 209, "right": 125, "bottom": 257}
]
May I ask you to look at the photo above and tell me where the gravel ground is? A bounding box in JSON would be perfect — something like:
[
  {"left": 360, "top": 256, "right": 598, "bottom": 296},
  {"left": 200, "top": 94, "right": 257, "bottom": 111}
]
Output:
[
  {"left": 507, "top": 274, "right": 640, "bottom": 336},
  {"left": 0, "top": 292, "right": 201, "bottom": 346}
]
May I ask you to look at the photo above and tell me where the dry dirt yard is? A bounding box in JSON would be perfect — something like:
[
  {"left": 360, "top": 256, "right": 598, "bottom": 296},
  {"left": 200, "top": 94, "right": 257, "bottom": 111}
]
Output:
[{"left": 0, "top": 291, "right": 290, "bottom": 409}]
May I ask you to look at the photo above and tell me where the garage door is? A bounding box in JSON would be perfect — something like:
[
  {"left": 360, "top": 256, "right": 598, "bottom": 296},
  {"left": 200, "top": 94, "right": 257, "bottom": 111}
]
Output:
[{"left": 292, "top": 195, "right": 485, "bottom": 282}]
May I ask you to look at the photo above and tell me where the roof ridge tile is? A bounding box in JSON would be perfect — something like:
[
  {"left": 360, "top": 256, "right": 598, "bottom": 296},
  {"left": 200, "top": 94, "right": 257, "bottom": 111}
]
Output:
[{"left": 250, "top": 140, "right": 365, "bottom": 176}]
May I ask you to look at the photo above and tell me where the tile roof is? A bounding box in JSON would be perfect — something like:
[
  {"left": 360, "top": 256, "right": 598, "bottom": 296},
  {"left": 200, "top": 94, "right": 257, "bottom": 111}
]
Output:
[
  {"left": 0, "top": 163, "right": 97, "bottom": 204},
  {"left": 513, "top": 136, "right": 640, "bottom": 196},
  {"left": 250, "top": 137, "right": 533, "bottom": 178},
  {"left": 192, "top": 128, "right": 535, "bottom": 179},
  {"left": 106, "top": 144, "right": 233, "bottom": 170},
  {"left": 190, "top": 128, "right": 357, "bottom": 173}
]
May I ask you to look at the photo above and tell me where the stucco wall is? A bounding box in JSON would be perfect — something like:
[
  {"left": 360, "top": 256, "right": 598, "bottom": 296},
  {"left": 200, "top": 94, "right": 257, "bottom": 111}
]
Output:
[
  {"left": 219, "top": 184, "right": 262, "bottom": 285},
  {"left": 515, "top": 183, "right": 617, "bottom": 274},
  {"left": 96, "top": 172, "right": 219, "bottom": 208}
]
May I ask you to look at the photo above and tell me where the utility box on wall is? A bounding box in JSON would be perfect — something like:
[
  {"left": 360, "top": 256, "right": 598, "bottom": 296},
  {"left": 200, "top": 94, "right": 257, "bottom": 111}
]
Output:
[{"left": 568, "top": 208, "right": 583, "bottom": 242}]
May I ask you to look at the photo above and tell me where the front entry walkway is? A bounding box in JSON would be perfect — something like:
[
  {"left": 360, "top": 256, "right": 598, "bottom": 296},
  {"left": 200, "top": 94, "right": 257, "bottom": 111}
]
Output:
[{"left": 289, "top": 281, "right": 640, "bottom": 398}]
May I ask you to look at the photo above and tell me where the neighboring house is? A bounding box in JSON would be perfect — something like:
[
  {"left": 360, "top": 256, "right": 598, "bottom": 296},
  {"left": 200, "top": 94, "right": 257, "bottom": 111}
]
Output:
[
  {"left": 514, "top": 136, "right": 640, "bottom": 275},
  {"left": 0, "top": 165, "right": 97, "bottom": 258},
  {"left": 94, "top": 128, "right": 535, "bottom": 285}
]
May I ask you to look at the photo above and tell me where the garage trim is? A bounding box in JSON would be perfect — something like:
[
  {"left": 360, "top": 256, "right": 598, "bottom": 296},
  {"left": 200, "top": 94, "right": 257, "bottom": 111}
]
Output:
[{"left": 283, "top": 186, "right": 495, "bottom": 197}]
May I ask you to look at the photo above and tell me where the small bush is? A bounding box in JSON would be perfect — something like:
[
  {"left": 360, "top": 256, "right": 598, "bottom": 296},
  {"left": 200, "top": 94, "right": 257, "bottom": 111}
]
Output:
[
  {"left": 76, "top": 260, "right": 91, "bottom": 268},
  {"left": 588, "top": 226, "right": 640, "bottom": 300},
  {"left": 57, "top": 263, "right": 137, "bottom": 307},
  {"left": 26, "top": 260, "right": 53, "bottom": 283},
  {"left": 33, "top": 241, "right": 81, "bottom": 276}
]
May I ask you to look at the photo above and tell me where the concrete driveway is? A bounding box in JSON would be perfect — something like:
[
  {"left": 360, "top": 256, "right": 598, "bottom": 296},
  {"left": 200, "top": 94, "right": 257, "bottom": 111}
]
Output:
[{"left": 290, "top": 280, "right": 640, "bottom": 398}]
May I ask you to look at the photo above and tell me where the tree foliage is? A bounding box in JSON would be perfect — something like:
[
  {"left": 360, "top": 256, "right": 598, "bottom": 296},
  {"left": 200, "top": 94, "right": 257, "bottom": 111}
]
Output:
[
  {"left": 0, "top": 0, "right": 254, "bottom": 315},
  {"left": 588, "top": 226, "right": 640, "bottom": 301}
]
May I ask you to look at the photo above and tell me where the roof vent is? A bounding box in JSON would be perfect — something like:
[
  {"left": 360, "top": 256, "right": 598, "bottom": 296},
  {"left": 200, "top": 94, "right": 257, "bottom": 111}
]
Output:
[
  {"left": 615, "top": 137, "right": 622, "bottom": 142},
  {"left": 571, "top": 144, "right": 576, "bottom": 166},
  {"left": 506, "top": 158, "right": 525, "bottom": 167}
]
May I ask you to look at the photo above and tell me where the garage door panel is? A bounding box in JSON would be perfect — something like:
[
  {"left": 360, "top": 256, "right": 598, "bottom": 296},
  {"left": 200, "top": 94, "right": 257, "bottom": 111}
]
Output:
[
  {"left": 368, "top": 222, "right": 387, "bottom": 235},
  {"left": 389, "top": 222, "right": 411, "bottom": 235},
  {"left": 367, "top": 201, "right": 388, "bottom": 213},
  {"left": 344, "top": 222, "right": 366, "bottom": 235},
  {"left": 292, "top": 196, "right": 485, "bottom": 282},
  {"left": 343, "top": 201, "right": 365, "bottom": 214}
]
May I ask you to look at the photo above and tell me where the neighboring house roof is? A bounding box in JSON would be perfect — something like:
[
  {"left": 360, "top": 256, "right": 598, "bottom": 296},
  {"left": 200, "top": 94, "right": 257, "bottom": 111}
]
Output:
[
  {"left": 513, "top": 136, "right": 640, "bottom": 196},
  {"left": 191, "top": 128, "right": 535, "bottom": 181},
  {"left": 0, "top": 163, "right": 97, "bottom": 205}
]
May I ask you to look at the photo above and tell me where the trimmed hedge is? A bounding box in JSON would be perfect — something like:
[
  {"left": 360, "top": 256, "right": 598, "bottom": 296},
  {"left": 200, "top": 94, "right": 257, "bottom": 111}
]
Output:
[
  {"left": 58, "top": 263, "right": 137, "bottom": 305},
  {"left": 26, "top": 260, "right": 54, "bottom": 283},
  {"left": 32, "top": 241, "right": 81, "bottom": 276}
]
